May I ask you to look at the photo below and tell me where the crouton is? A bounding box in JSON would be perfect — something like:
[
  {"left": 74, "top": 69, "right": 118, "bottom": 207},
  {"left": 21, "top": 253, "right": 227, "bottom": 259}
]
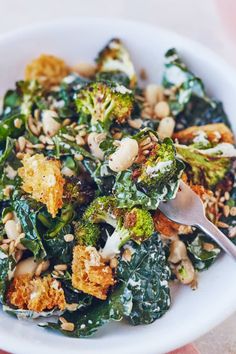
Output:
[
  {"left": 153, "top": 210, "right": 180, "bottom": 239},
  {"left": 25, "top": 54, "right": 70, "bottom": 89},
  {"left": 72, "top": 245, "right": 115, "bottom": 300},
  {"left": 7, "top": 274, "right": 66, "bottom": 312},
  {"left": 173, "top": 123, "right": 234, "bottom": 144},
  {"left": 18, "top": 154, "right": 65, "bottom": 217}
]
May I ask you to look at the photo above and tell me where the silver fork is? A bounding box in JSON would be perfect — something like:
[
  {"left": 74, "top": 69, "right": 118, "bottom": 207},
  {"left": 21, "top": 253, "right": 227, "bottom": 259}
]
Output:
[{"left": 158, "top": 180, "right": 236, "bottom": 261}]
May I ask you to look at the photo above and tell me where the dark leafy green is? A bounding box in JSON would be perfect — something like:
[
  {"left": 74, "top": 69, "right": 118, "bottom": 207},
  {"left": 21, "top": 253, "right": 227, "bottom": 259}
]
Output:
[
  {"left": 187, "top": 234, "right": 221, "bottom": 271},
  {"left": 117, "top": 233, "right": 171, "bottom": 325},
  {"left": 44, "top": 283, "right": 132, "bottom": 337},
  {"left": 0, "top": 250, "right": 15, "bottom": 303},
  {"left": 12, "top": 191, "right": 46, "bottom": 259}
]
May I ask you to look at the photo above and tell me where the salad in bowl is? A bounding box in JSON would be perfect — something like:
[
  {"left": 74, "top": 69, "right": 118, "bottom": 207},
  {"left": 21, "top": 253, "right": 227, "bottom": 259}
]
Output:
[{"left": 0, "top": 37, "right": 235, "bottom": 337}]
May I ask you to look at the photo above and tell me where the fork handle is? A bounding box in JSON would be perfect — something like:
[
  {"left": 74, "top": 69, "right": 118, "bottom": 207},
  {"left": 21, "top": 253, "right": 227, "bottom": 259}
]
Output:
[{"left": 197, "top": 218, "right": 236, "bottom": 261}]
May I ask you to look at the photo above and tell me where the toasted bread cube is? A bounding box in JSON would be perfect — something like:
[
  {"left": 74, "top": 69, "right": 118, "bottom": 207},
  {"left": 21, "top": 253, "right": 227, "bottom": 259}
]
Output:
[
  {"left": 72, "top": 245, "right": 115, "bottom": 300},
  {"left": 7, "top": 274, "right": 66, "bottom": 312},
  {"left": 18, "top": 154, "right": 65, "bottom": 217},
  {"left": 173, "top": 123, "right": 234, "bottom": 144}
]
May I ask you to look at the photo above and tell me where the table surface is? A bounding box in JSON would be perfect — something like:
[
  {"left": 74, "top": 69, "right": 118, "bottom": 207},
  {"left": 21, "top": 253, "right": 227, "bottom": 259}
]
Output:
[{"left": 0, "top": 0, "right": 235, "bottom": 353}]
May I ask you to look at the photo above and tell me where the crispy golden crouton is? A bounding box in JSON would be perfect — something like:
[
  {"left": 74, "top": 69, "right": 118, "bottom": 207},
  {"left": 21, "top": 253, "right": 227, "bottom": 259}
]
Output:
[
  {"left": 173, "top": 123, "right": 234, "bottom": 144},
  {"left": 25, "top": 54, "right": 70, "bottom": 89},
  {"left": 7, "top": 274, "right": 66, "bottom": 312},
  {"left": 72, "top": 245, "right": 115, "bottom": 300},
  {"left": 18, "top": 154, "right": 65, "bottom": 217},
  {"left": 153, "top": 210, "right": 180, "bottom": 238}
]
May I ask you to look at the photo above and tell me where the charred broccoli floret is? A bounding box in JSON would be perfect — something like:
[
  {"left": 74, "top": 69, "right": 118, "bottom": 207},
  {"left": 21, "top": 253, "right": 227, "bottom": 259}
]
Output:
[
  {"left": 74, "top": 220, "right": 100, "bottom": 246},
  {"left": 100, "top": 207, "right": 154, "bottom": 260},
  {"left": 83, "top": 196, "right": 121, "bottom": 228},
  {"left": 176, "top": 142, "right": 236, "bottom": 187},
  {"left": 96, "top": 38, "right": 137, "bottom": 87},
  {"left": 137, "top": 137, "right": 178, "bottom": 190},
  {"left": 75, "top": 81, "right": 134, "bottom": 130},
  {"left": 63, "top": 176, "right": 95, "bottom": 205}
]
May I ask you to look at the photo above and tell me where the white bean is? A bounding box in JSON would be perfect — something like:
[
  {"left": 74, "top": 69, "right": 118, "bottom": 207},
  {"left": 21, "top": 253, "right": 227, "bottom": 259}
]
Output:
[
  {"left": 42, "top": 110, "right": 61, "bottom": 137},
  {"left": 87, "top": 132, "right": 106, "bottom": 160},
  {"left": 154, "top": 101, "right": 170, "bottom": 119},
  {"left": 109, "top": 138, "right": 139, "bottom": 172},
  {"left": 176, "top": 259, "right": 195, "bottom": 285},
  {"left": 5, "top": 220, "right": 21, "bottom": 240},
  {"left": 14, "top": 257, "right": 39, "bottom": 278},
  {"left": 158, "top": 116, "right": 175, "bottom": 139},
  {"left": 168, "top": 240, "right": 187, "bottom": 264}
]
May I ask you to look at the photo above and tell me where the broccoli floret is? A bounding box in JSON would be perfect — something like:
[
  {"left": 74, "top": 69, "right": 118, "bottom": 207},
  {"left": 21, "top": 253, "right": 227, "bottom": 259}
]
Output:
[
  {"left": 96, "top": 38, "right": 137, "bottom": 87},
  {"left": 137, "top": 137, "right": 178, "bottom": 190},
  {"left": 75, "top": 81, "right": 134, "bottom": 131},
  {"left": 100, "top": 207, "right": 154, "bottom": 260},
  {"left": 63, "top": 176, "right": 95, "bottom": 205},
  {"left": 176, "top": 142, "right": 236, "bottom": 187},
  {"left": 83, "top": 196, "right": 121, "bottom": 228},
  {"left": 74, "top": 220, "right": 100, "bottom": 246}
]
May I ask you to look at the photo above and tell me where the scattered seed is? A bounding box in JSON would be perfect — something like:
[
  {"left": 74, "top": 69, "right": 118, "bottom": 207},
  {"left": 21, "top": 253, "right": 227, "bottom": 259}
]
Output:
[
  {"left": 142, "top": 149, "right": 150, "bottom": 155},
  {"left": 18, "top": 136, "right": 26, "bottom": 152},
  {"left": 32, "top": 143, "right": 45, "bottom": 149},
  {"left": 64, "top": 234, "right": 74, "bottom": 242},
  {"left": 14, "top": 118, "right": 23, "bottom": 129},
  {"left": 75, "top": 135, "right": 85, "bottom": 146},
  {"left": 28, "top": 116, "right": 40, "bottom": 136},
  {"left": 62, "top": 118, "right": 71, "bottom": 126},
  {"left": 110, "top": 257, "right": 118, "bottom": 269},
  {"left": 0, "top": 244, "right": 9, "bottom": 252},
  {"left": 203, "top": 242, "right": 215, "bottom": 252},
  {"left": 113, "top": 132, "right": 122, "bottom": 140},
  {"left": 128, "top": 118, "right": 143, "bottom": 129},
  {"left": 3, "top": 185, "right": 14, "bottom": 197},
  {"left": 141, "top": 142, "right": 154, "bottom": 150},
  {"left": 9, "top": 241, "right": 15, "bottom": 255},
  {"left": 2, "top": 238, "right": 12, "bottom": 244},
  {"left": 2, "top": 212, "right": 14, "bottom": 224},
  {"left": 61, "top": 322, "right": 75, "bottom": 332},
  {"left": 230, "top": 207, "right": 236, "bottom": 216},
  {"left": 39, "top": 135, "right": 47, "bottom": 144},
  {"left": 59, "top": 316, "right": 67, "bottom": 324},
  {"left": 74, "top": 154, "right": 84, "bottom": 161},
  {"left": 224, "top": 191, "right": 230, "bottom": 200},
  {"left": 66, "top": 303, "right": 78, "bottom": 312},
  {"left": 15, "top": 250, "right": 23, "bottom": 262},
  {"left": 54, "top": 264, "right": 67, "bottom": 271},
  {"left": 62, "top": 134, "right": 75, "bottom": 142},
  {"left": 78, "top": 130, "right": 87, "bottom": 137},
  {"left": 140, "top": 137, "right": 151, "bottom": 147},
  {"left": 149, "top": 132, "right": 158, "bottom": 142},
  {"left": 122, "top": 248, "right": 132, "bottom": 262},
  {"left": 16, "top": 152, "right": 25, "bottom": 160},
  {"left": 46, "top": 145, "right": 54, "bottom": 150},
  {"left": 229, "top": 226, "right": 236, "bottom": 238},
  {"left": 25, "top": 148, "right": 34, "bottom": 155},
  {"left": 217, "top": 221, "right": 229, "bottom": 228},
  {"left": 223, "top": 205, "right": 230, "bottom": 217},
  {"left": 35, "top": 262, "right": 43, "bottom": 277},
  {"left": 44, "top": 136, "right": 54, "bottom": 145}
]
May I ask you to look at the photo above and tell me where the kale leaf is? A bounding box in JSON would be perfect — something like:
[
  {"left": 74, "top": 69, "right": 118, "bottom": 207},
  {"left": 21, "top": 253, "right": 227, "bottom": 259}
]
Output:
[
  {"left": 117, "top": 233, "right": 171, "bottom": 325},
  {"left": 187, "top": 234, "right": 221, "bottom": 271},
  {"left": 44, "top": 283, "right": 132, "bottom": 337},
  {"left": 0, "top": 250, "right": 15, "bottom": 303},
  {"left": 12, "top": 191, "right": 47, "bottom": 259}
]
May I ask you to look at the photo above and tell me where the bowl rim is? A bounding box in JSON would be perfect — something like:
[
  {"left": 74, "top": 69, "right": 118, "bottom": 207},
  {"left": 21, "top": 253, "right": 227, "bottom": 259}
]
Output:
[{"left": 0, "top": 17, "right": 235, "bottom": 354}]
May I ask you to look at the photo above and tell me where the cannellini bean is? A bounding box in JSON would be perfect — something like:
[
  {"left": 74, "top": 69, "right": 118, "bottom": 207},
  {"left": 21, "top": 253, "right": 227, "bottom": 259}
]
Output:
[
  {"left": 5, "top": 220, "right": 21, "bottom": 240},
  {"left": 168, "top": 240, "right": 188, "bottom": 264},
  {"left": 175, "top": 259, "right": 195, "bottom": 285},
  {"left": 157, "top": 116, "right": 175, "bottom": 139},
  {"left": 14, "top": 257, "right": 39, "bottom": 278},
  {"left": 109, "top": 137, "right": 139, "bottom": 172},
  {"left": 87, "top": 132, "right": 106, "bottom": 160},
  {"left": 145, "top": 84, "right": 164, "bottom": 106},
  {"left": 42, "top": 110, "right": 61, "bottom": 136},
  {"left": 61, "top": 166, "right": 75, "bottom": 177}
]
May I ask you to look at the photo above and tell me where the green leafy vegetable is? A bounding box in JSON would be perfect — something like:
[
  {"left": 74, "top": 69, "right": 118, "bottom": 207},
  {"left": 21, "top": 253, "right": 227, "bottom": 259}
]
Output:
[
  {"left": 44, "top": 283, "right": 132, "bottom": 337},
  {"left": 117, "top": 233, "right": 171, "bottom": 325},
  {"left": 12, "top": 191, "right": 46, "bottom": 259},
  {"left": 0, "top": 250, "right": 15, "bottom": 303}
]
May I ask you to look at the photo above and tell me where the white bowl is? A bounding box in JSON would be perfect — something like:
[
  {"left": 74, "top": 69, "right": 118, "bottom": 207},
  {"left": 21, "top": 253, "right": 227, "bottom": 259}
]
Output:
[{"left": 0, "top": 18, "right": 235, "bottom": 354}]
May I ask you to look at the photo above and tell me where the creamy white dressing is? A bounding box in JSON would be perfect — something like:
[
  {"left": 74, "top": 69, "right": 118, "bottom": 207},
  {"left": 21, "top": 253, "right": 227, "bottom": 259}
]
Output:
[
  {"left": 113, "top": 84, "right": 132, "bottom": 95},
  {"left": 198, "top": 143, "right": 236, "bottom": 157},
  {"left": 192, "top": 131, "right": 209, "bottom": 146},
  {"left": 145, "top": 160, "right": 173, "bottom": 177},
  {"left": 165, "top": 66, "right": 187, "bottom": 86}
]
